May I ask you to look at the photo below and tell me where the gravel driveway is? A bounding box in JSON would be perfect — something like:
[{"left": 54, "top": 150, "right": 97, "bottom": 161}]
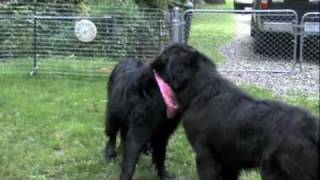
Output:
[{"left": 217, "top": 14, "right": 319, "bottom": 98}]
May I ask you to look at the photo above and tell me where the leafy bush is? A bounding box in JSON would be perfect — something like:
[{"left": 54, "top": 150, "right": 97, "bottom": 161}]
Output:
[{"left": 0, "top": 1, "right": 85, "bottom": 58}]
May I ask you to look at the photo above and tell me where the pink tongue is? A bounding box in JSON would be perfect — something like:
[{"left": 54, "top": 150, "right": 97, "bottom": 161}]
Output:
[{"left": 153, "top": 70, "right": 180, "bottom": 118}]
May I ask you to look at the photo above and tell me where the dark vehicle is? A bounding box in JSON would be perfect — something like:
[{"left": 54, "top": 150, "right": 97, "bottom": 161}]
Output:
[
  {"left": 251, "top": 0, "right": 320, "bottom": 59},
  {"left": 234, "top": 0, "right": 253, "bottom": 10}
]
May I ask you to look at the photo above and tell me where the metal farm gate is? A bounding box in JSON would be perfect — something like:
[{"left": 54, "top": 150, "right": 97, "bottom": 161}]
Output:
[
  {"left": 178, "top": 9, "right": 299, "bottom": 73},
  {"left": 300, "top": 12, "right": 320, "bottom": 64},
  {"left": 0, "top": 3, "right": 172, "bottom": 76},
  {"left": 171, "top": 8, "right": 319, "bottom": 73}
]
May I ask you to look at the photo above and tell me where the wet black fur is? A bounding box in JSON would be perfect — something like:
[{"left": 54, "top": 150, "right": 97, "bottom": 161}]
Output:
[
  {"left": 105, "top": 58, "right": 180, "bottom": 180},
  {"left": 152, "top": 44, "right": 319, "bottom": 180}
]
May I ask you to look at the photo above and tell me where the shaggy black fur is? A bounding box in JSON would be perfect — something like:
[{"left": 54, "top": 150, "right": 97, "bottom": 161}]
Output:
[
  {"left": 105, "top": 58, "right": 180, "bottom": 180},
  {"left": 152, "top": 44, "right": 319, "bottom": 180}
]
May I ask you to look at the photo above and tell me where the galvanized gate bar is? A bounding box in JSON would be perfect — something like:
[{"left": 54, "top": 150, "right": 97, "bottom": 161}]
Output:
[
  {"left": 183, "top": 9, "right": 298, "bottom": 17},
  {"left": 181, "top": 9, "right": 300, "bottom": 73},
  {"left": 299, "top": 12, "right": 320, "bottom": 67},
  {"left": 0, "top": 15, "right": 113, "bottom": 20}
]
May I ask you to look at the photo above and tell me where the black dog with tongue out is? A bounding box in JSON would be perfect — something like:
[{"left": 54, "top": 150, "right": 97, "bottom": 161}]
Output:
[
  {"left": 152, "top": 44, "right": 319, "bottom": 180},
  {"left": 105, "top": 58, "right": 180, "bottom": 180}
]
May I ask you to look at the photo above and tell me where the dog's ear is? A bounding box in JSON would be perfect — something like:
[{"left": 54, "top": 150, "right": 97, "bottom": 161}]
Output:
[
  {"left": 151, "top": 52, "right": 167, "bottom": 72},
  {"left": 181, "top": 46, "right": 199, "bottom": 67},
  {"left": 152, "top": 43, "right": 186, "bottom": 71},
  {"left": 189, "top": 48, "right": 217, "bottom": 69}
]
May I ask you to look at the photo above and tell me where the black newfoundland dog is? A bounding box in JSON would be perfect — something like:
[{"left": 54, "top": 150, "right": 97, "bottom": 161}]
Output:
[
  {"left": 105, "top": 58, "right": 180, "bottom": 180},
  {"left": 152, "top": 44, "right": 319, "bottom": 180}
]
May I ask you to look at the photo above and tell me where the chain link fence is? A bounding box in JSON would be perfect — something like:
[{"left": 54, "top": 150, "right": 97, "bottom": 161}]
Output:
[
  {"left": 0, "top": 2, "right": 172, "bottom": 76},
  {"left": 1, "top": 2, "right": 319, "bottom": 76}
]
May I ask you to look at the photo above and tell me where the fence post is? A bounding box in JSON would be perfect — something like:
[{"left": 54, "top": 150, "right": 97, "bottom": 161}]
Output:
[
  {"left": 171, "top": 7, "right": 181, "bottom": 43},
  {"left": 30, "top": 0, "right": 38, "bottom": 76},
  {"left": 159, "top": 19, "right": 164, "bottom": 51},
  {"left": 180, "top": 12, "right": 185, "bottom": 44},
  {"left": 183, "top": 1, "right": 194, "bottom": 44}
]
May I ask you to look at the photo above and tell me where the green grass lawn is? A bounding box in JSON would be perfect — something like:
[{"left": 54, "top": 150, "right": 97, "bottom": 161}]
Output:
[
  {"left": 0, "top": 73, "right": 318, "bottom": 180},
  {"left": 188, "top": 0, "right": 235, "bottom": 64},
  {"left": 0, "top": 73, "right": 196, "bottom": 180},
  {"left": 0, "top": 57, "right": 117, "bottom": 76}
]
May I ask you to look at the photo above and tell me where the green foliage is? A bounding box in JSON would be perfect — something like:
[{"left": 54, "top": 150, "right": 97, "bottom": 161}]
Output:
[
  {"left": 135, "top": 0, "right": 170, "bottom": 9},
  {"left": 134, "top": 0, "right": 188, "bottom": 9},
  {"left": 84, "top": 0, "right": 137, "bottom": 12},
  {"left": 0, "top": 1, "right": 84, "bottom": 59}
]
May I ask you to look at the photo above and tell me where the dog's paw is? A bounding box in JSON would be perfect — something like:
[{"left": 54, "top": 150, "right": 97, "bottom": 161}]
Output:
[
  {"left": 142, "top": 149, "right": 151, "bottom": 156},
  {"left": 160, "top": 171, "right": 176, "bottom": 180},
  {"left": 141, "top": 143, "right": 152, "bottom": 156},
  {"left": 105, "top": 148, "right": 117, "bottom": 160}
]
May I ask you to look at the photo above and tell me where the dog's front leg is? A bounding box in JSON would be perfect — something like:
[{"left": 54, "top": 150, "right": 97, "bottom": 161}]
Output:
[
  {"left": 220, "top": 166, "right": 240, "bottom": 180},
  {"left": 194, "top": 143, "right": 221, "bottom": 180},
  {"left": 119, "top": 128, "right": 150, "bottom": 180},
  {"left": 105, "top": 118, "right": 120, "bottom": 160},
  {"left": 151, "top": 137, "right": 174, "bottom": 180}
]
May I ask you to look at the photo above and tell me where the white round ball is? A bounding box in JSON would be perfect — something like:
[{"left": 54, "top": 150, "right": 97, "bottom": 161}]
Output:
[{"left": 74, "top": 19, "right": 97, "bottom": 42}]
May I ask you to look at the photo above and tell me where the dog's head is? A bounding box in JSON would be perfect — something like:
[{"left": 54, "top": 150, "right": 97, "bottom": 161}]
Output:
[
  {"left": 152, "top": 43, "right": 215, "bottom": 92},
  {"left": 151, "top": 44, "right": 198, "bottom": 91}
]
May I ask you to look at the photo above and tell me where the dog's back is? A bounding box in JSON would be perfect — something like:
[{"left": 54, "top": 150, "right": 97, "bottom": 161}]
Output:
[
  {"left": 204, "top": 76, "right": 319, "bottom": 179},
  {"left": 259, "top": 100, "right": 319, "bottom": 180},
  {"left": 108, "top": 58, "right": 144, "bottom": 96}
]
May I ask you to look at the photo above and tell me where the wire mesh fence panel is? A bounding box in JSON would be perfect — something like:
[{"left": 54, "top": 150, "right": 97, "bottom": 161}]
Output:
[
  {"left": 0, "top": 2, "right": 172, "bottom": 76},
  {"left": 35, "top": 7, "right": 172, "bottom": 76},
  {"left": 300, "top": 12, "right": 320, "bottom": 64},
  {"left": 183, "top": 10, "right": 299, "bottom": 72},
  {"left": 0, "top": 17, "right": 34, "bottom": 74}
]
